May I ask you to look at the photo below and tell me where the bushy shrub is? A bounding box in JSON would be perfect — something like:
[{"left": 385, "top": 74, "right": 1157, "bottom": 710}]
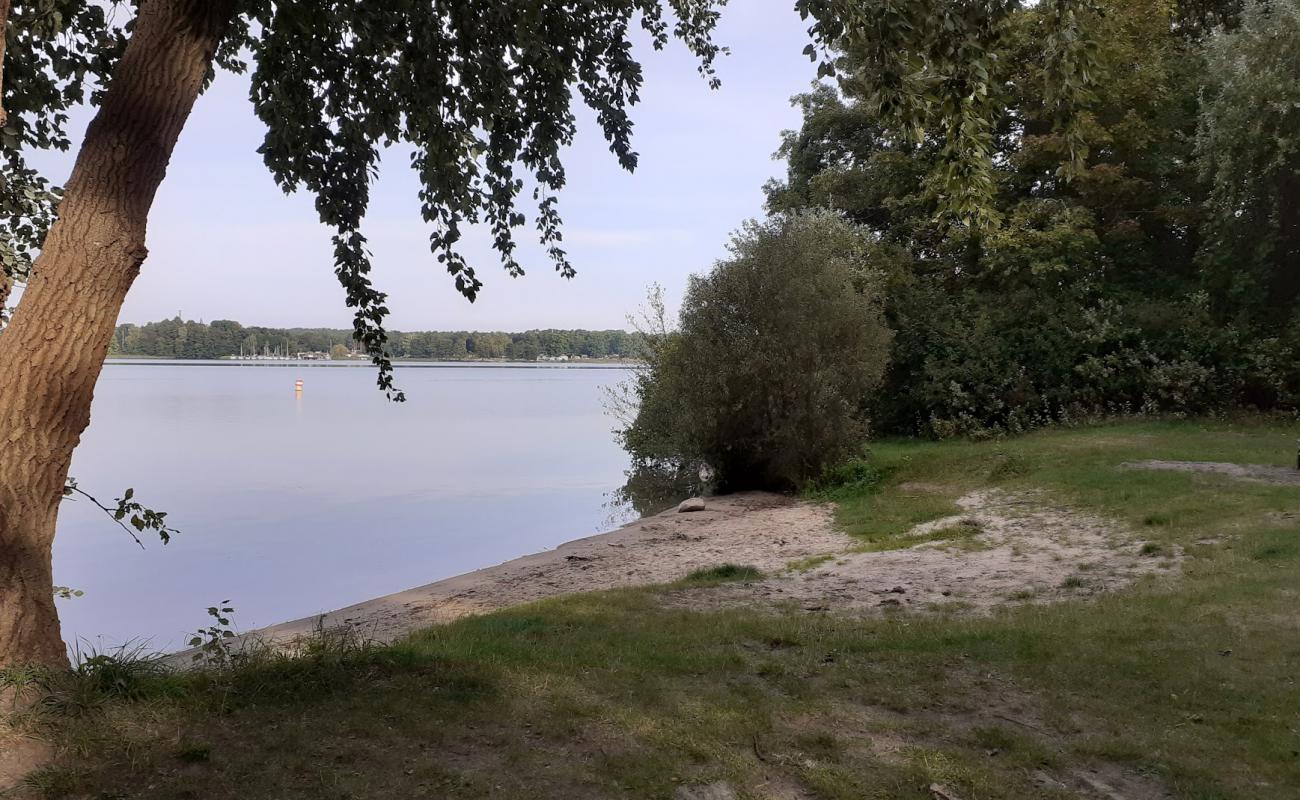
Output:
[
  {"left": 876, "top": 275, "right": 1282, "bottom": 438},
  {"left": 618, "top": 212, "right": 892, "bottom": 490}
]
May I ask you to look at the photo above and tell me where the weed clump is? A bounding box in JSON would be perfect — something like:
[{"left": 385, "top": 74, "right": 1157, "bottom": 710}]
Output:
[{"left": 681, "top": 564, "right": 763, "bottom": 584}]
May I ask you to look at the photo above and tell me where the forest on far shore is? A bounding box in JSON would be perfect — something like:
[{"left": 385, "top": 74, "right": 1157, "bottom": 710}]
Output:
[{"left": 108, "top": 317, "right": 647, "bottom": 362}]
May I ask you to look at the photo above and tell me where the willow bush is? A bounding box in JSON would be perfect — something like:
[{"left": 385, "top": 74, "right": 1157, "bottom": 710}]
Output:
[{"left": 618, "top": 212, "right": 892, "bottom": 491}]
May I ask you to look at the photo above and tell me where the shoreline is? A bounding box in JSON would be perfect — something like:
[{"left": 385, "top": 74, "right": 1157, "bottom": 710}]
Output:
[
  {"left": 244, "top": 485, "right": 1179, "bottom": 652},
  {"left": 247, "top": 492, "right": 846, "bottom": 647}
]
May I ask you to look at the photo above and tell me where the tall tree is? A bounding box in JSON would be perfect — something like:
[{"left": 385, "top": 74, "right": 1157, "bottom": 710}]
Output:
[
  {"left": 0, "top": 0, "right": 233, "bottom": 670},
  {"left": 1197, "top": 0, "right": 1300, "bottom": 326},
  {"left": 0, "top": 0, "right": 728, "bottom": 671}
]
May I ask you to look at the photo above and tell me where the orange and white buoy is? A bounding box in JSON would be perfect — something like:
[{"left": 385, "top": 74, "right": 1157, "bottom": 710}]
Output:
[{"left": 294, "top": 379, "right": 304, "bottom": 394}]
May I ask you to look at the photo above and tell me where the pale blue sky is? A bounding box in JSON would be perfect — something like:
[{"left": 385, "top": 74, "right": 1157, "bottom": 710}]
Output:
[{"left": 32, "top": 4, "right": 819, "bottom": 331}]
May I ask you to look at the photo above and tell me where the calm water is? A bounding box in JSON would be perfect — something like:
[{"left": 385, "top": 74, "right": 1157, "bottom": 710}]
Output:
[{"left": 54, "top": 360, "right": 635, "bottom": 652}]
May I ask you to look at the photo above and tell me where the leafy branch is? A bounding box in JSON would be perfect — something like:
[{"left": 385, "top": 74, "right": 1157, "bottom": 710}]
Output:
[
  {"left": 795, "top": 0, "right": 1102, "bottom": 228},
  {"left": 62, "top": 478, "right": 179, "bottom": 548},
  {"left": 189, "top": 602, "right": 238, "bottom": 668}
]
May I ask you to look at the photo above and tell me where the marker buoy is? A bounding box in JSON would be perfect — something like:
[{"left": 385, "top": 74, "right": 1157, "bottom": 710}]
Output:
[{"left": 295, "top": 379, "right": 304, "bottom": 393}]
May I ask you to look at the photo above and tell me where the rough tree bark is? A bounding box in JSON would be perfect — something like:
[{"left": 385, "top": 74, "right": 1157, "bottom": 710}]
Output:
[{"left": 0, "top": 0, "right": 235, "bottom": 671}]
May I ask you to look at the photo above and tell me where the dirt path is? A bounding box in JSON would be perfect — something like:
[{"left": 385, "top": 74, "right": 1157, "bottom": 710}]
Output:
[
  {"left": 250, "top": 488, "right": 1176, "bottom": 650},
  {"left": 1124, "top": 459, "right": 1300, "bottom": 486}
]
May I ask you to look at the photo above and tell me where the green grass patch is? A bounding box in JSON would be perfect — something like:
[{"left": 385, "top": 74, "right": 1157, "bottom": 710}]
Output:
[
  {"left": 1139, "top": 541, "right": 1166, "bottom": 556},
  {"left": 833, "top": 486, "right": 963, "bottom": 550},
  {"left": 678, "top": 564, "right": 763, "bottom": 584},
  {"left": 786, "top": 553, "right": 835, "bottom": 572},
  {"left": 850, "top": 516, "right": 994, "bottom": 554}
]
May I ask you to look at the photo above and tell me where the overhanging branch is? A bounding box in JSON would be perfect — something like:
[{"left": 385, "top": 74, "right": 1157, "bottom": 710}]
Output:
[{"left": 0, "top": 0, "right": 11, "bottom": 129}]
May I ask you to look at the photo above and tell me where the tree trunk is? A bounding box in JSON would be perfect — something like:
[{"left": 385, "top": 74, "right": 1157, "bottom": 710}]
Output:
[
  {"left": 1270, "top": 171, "right": 1300, "bottom": 321},
  {"left": 0, "top": 0, "right": 234, "bottom": 671}
]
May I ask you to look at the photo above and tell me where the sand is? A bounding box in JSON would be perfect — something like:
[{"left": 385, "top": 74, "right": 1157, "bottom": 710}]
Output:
[
  {"left": 248, "top": 487, "right": 1174, "bottom": 650},
  {"left": 665, "top": 489, "right": 1178, "bottom": 615},
  {"left": 254, "top": 492, "right": 845, "bottom": 645}
]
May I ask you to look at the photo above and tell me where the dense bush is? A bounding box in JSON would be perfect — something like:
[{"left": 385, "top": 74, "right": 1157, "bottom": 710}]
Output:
[
  {"left": 618, "top": 212, "right": 892, "bottom": 490},
  {"left": 875, "top": 281, "right": 1292, "bottom": 438}
]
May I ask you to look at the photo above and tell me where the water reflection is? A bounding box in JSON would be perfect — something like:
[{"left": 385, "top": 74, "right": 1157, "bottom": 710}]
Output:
[
  {"left": 602, "top": 463, "right": 707, "bottom": 527},
  {"left": 56, "top": 361, "right": 636, "bottom": 650}
]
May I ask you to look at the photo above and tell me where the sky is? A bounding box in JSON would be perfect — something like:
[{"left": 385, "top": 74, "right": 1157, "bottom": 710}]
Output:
[{"left": 29, "top": 5, "right": 821, "bottom": 332}]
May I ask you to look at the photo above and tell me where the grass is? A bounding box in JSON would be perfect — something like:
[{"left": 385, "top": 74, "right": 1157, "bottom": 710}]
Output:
[
  {"left": 787, "top": 554, "right": 835, "bottom": 572},
  {"left": 10, "top": 417, "right": 1300, "bottom": 799},
  {"left": 678, "top": 564, "right": 764, "bottom": 584},
  {"left": 845, "top": 516, "right": 993, "bottom": 555}
]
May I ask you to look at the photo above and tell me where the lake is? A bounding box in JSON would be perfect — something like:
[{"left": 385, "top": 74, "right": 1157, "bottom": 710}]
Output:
[{"left": 54, "top": 360, "right": 636, "bottom": 652}]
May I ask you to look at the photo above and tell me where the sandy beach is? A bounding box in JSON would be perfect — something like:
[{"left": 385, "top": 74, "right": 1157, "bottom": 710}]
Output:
[
  {"left": 255, "top": 492, "right": 846, "bottom": 645},
  {"left": 250, "top": 486, "right": 1176, "bottom": 649}
]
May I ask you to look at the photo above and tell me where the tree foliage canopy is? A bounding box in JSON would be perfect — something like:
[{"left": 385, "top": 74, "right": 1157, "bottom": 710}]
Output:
[
  {"left": 0, "top": 0, "right": 123, "bottom": 298},
  {"left": 230, "top": 0, "right": 730, "bottom": 399},
  {"left": 1196, "top": 0, "right": 1300, "bottom": 324},
  {"left": 2, "top": 0, "right": 728, "bottom": 396},
  {"left": 795, "top": 0, "right": 1105, "bottom": 226},
  {"left": 766, "top": 0, "right": 1299, "bottom": 437},
  {"left": 2, "top": 0, "right": 1114, "bottom": 391}
]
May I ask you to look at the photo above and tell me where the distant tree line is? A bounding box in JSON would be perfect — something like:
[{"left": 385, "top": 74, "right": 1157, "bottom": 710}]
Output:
[{"left": 108, "top": 317, "right": 646, "bottom": 361}]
